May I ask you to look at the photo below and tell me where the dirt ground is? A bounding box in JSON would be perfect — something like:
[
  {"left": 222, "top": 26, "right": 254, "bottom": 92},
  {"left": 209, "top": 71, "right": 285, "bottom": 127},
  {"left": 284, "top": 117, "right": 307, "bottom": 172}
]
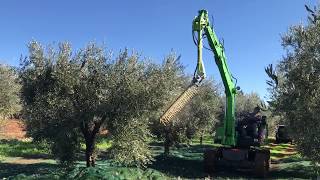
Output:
[
  {"left": 0, "top": 119, "right": 49, "bottom": 165},
  {"left": 0, "top": 119, "right": 26, "bottom": 140}
]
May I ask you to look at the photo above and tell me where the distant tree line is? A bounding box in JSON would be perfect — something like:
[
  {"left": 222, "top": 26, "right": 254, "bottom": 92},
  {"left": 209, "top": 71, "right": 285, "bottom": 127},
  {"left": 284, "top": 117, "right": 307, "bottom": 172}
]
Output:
[{"left": 0, "top": 65, "right": 21, "bottom": 119}]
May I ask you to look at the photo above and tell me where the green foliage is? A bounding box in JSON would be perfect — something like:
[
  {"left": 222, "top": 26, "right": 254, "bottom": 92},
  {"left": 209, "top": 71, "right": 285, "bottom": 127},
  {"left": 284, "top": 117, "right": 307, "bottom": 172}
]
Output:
[
  {"left": 10, "top": 173, "right": 61, "bottom": 180},
  {"left": 146, "top": 54, "right": 188, "bottom": 154},
  {"left": 0, "top": 65, "right": 21, "bottom": 118},
  {"left": 110, "top": 118, "right": 154, "bottom": 168},
  {"left": 106, "top": 52, "right": 188, "bottom": 167},
  {"left": 20, "top": 41, "right": 190, "bottom": 167},
  {"left": 266, "top": 4, "right": 320, "bottom": 170},
  {"left": 151, "top": 78, "right": 221, "bottom": 154},
  {"left": 51, "top": 131, "right": 80, "bottom": 166},
  {"left": 64, "top": 166, "right": 168, "bottom": 180},
  {"left": 20, "top": 41, "right": 106, "bottom": 165},
  {"left": 186, "top": 80, "right": 221, "bottom": 140},
  {"left": 235, "top": 91, "right": 263, "bottom": 118}
]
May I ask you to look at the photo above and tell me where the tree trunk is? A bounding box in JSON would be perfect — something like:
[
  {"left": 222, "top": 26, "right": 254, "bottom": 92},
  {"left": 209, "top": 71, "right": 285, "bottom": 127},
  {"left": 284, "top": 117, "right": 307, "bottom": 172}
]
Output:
[
  {"left": 200, "top": 134, "right": 203, "bottom": 145},
  {"left": 80, "top": 118, "right": 105, "bottom": 167},
  {"left": 85, "top": 136, "right": 96, "bottom": 167},
  {"left": 164, "top": 130, "right": 171, "bottom": 156},
  {"left": 164, "top": 140, "right": 170, "bottom": 155}
]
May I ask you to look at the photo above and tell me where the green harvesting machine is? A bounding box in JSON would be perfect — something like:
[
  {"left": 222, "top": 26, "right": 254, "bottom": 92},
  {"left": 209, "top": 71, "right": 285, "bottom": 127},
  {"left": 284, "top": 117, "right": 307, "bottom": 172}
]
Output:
[{"left": 160, "top": 10, "right": 270, "bottom": 177}]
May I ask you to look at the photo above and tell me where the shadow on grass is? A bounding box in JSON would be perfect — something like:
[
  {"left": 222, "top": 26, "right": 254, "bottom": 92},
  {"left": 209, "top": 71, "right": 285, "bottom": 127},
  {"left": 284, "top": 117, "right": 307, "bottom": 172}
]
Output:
[
  {"left": 270, "top": 163, "right": 316, "bottom": 179},
  {"left": 148, "top": 143, "right": 207, "bottom": 178},
  {"left": 280, "top": 154, "right": 306, "bottom": 163},
  {"left": 0, "top": 162, "right": 61, "bottom": 178},
  {"left": 149, "top": 154, "right": 205, "bottom": 179},
  {"left": 149, "top": 142, "right": 316, "bottom": 179},
  {"left": 270, "top": 143, "right": 297, "bottom": 160},
  {"left": 149, "top": 153, "right": 259, "bottom": 179},
  {"left": 149, "top": 144, "right": 253, "bottom": 179},
  {"left": 271, "top": 152, "right": 296, "bottom": 159}
]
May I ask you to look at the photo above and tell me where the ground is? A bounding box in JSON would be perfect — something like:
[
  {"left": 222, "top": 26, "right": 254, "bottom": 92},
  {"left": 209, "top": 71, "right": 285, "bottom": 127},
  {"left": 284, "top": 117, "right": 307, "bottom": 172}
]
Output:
[
  {"left": 0, "top": 119, "right": 26, "bottom": 140},
  {"left": 0, "top": 119, "right": 317, "bottom": 179}
]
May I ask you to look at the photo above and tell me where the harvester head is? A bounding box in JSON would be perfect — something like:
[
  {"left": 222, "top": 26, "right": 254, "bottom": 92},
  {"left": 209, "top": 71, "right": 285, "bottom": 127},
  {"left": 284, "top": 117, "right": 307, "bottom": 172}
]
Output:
[{"left": 160, "top": 84, "right": 199, "bottom": 125}]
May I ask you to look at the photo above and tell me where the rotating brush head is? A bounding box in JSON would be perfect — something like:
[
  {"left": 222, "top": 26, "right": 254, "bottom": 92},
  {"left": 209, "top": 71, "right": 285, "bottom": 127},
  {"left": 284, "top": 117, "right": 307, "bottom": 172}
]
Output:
[{"left": 160, "top": 84, "right": 199, "bottom": 125}]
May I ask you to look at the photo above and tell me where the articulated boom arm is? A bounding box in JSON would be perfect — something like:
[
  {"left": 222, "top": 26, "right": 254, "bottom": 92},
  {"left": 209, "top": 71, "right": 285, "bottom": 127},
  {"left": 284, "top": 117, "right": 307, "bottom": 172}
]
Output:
[{"left": 193, "top": 10, "right": 238, "bottom": 146}]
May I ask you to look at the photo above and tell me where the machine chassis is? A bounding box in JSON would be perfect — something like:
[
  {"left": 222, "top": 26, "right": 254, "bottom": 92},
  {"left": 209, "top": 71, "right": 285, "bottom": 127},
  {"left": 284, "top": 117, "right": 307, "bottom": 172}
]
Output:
[{"left": 204, "top": 146, "right": 270, "bottom": 177}]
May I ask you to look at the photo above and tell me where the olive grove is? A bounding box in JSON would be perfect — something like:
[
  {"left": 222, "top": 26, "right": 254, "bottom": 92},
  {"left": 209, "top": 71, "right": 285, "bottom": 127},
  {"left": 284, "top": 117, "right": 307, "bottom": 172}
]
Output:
[
  {"left": 20, "top": 41, "right": 188, "bottom": 167},
  {"left": 266, "top": 5, "right": 320, "bottom": 170},
  {"left": 151, "top": 79, "right": 222, "bottom": 155}
]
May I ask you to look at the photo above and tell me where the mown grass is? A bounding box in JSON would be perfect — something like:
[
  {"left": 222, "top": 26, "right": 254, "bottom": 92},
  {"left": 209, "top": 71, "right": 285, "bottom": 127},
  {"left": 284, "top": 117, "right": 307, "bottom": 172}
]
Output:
[
  {"left": 96, "top": 139, "right": 112, "bottom": 150},
  {"left": 264, "top": 141, "right": 316, "bottom": 179},
  {"left": 0, "top": 139, "right": 50, "bottom": 160},
  {"left": 80, "top": 137, "right": 112, "bottom": 151}
]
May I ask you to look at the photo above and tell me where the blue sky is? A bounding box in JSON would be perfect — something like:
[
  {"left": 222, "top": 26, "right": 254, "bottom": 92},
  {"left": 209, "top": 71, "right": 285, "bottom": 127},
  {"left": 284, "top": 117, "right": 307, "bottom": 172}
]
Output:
[{"left": 0, "top": 0, "right": 318, "bottom": 99}]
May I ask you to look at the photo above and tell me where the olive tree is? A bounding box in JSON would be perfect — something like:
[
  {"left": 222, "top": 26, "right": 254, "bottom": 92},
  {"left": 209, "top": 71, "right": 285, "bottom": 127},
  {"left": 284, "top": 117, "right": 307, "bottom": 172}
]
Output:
[
  {"left": 20, "top": 41, "right": 180, "bottom": 167},
  {"left": 147, "top": 55, "right": 188, "bottom": 155},
  {"left": 152, "top": 78, "right": 221, "bottom": 154},
  {"left": 0, "top": 65, "right": 21, "bottom": 119},
  {"left": 21, "top": 41, "right": 113, "bottom": 166},
  {"left": 108, "top": 53, "right": 185, "bottom": 167},
  {"left": 235, "top": 91, "right": 263, "bottom": 119},
  {"left": 265, "top": 5, "right": 320, "bottom": 170},
  {"left": 186, "top": 79, "right": 221, "bottom": 145}
]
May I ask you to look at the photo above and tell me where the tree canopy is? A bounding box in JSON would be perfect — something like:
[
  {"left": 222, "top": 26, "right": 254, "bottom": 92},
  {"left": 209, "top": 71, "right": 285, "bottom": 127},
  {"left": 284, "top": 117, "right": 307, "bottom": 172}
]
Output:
[
  {"left": 0, "top": 65, "right": 21, "bottom": 119},
  {"left": 20, "top": 41, "right": 189, "bottom": 167},
  {"left": 266, "top": 5, "right": 320, "bottom": 167}
]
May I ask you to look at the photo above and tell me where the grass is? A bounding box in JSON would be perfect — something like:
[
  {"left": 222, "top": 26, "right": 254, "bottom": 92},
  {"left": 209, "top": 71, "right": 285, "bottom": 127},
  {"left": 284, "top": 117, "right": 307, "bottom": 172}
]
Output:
[
  {"left": 264, "top": 141, "right": 316, "bottom": 179},
  {"left": 80, "top": 137, "right": 112, "bottom": 151},
  {"left": 0, "top": 163, "right": 61, "bottom": 179},
  {"left": 0, "top": 139, "right": 51, "bottom": 160},
  {"left": 0, "top": 137, "right": 318, "bottom": 179},
  {"left": 96, "top": 139, "right": 112, "bottom": 150},
  {"left": 149, "top": 144, "right": 212, "bottom": 179},
  {"left": 62, "top": 164, "right": 169, "bottom": 180}
]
